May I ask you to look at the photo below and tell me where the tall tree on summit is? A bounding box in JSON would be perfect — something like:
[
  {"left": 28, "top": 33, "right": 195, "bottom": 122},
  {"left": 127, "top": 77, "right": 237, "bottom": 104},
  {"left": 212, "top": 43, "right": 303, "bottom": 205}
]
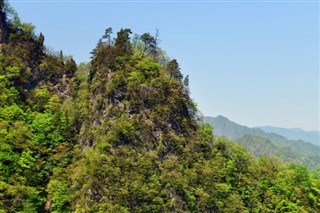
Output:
[
  {"left": 115, "top": 28, "right": 132, "bottom": 54},
  {"left": 141, "top": 33, "right": 156, "bottom": 56},
  {"left": 102, "top": 27, "right": 113, "bottom": 46},
  {"left": 167, "top": 59, "right": 183, "bottom": 81}
]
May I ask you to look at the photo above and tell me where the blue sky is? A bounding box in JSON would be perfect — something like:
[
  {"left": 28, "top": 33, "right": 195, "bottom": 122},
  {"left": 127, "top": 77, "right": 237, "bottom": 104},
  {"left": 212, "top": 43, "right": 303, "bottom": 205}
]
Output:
[{"left": 10, "top": 0, "right": 319, "bottom": 131}]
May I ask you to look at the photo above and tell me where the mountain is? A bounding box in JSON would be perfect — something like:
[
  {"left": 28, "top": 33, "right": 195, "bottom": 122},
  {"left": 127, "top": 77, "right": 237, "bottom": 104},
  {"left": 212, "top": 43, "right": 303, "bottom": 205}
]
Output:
[
  {"left": 235, "top": 134, "right": 320, "bottom": 170},
  {"left": 1, "top": 2, "right": 320, "bottom": 212},
  {"left": 258, "top": 126, "right": 320, "bottom": 146},
  {"left": 204, "top": 115, "right": 266, "bottom": 139},
  {"left": 204, "top": 115, "right": 320, "bottom": 170}
]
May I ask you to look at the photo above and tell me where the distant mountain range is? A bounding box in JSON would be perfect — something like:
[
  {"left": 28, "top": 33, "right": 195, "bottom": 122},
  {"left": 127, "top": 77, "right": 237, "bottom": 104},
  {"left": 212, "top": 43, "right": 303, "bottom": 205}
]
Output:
[
  {"left": 257, "top": 126, "right": 319, "bottom": 146},
  {"left": 204, "top": 115, "right": 320, "bottom": 170}
]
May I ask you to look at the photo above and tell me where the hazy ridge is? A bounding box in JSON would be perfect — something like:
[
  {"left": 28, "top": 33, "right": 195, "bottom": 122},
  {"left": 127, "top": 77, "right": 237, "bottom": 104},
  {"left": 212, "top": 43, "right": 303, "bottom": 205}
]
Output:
[
  {"left": 257, "top": 125, "right": 320, "bottom": 146},
  {"left": 205, "top": 115, "right": 320, "bottom": 170}
]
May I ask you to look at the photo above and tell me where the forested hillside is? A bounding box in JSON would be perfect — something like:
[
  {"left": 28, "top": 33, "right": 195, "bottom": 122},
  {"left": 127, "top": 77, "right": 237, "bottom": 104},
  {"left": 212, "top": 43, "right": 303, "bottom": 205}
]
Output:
[
  {"left": 205, "top": 116, "right": 320, "bottom": 170},
  {"left": 258, "top": 126, "right": 320, "bottom": 146},
  {"left": 1, "top": 2, "right": 320, "bottom": 212}
]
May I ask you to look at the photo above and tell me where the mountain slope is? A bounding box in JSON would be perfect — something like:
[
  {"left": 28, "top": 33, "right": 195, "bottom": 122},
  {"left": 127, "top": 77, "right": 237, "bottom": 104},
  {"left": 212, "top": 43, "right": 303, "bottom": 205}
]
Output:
[
  {"left": 204, "top": 115, "right": 265, "bottom": 139},
  {"left": 204, "top": 116, "right": 320, "bottom": 170},
  {"left": 1, "top": 3, "right": 320, "bottom": 212},
  {"left": 258, "top": 126, "right": 320, "bottom": 146}
]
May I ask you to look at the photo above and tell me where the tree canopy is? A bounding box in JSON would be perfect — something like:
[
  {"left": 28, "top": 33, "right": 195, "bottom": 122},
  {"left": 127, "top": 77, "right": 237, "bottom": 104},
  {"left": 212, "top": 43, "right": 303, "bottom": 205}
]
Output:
[{"left": 0, "top": 4, "right": 319, "bottom": 213}]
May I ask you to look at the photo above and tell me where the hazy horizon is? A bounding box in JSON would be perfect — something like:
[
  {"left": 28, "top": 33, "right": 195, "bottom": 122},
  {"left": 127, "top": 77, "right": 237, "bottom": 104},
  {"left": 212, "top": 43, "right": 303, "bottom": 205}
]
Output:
[{"left": 206, "top": 114, "right": 320, "bottom": 132}]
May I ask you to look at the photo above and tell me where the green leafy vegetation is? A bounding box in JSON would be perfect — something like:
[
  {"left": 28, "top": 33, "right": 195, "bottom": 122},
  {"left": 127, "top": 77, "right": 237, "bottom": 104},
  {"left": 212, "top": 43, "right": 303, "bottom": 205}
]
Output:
[
  {"left": 0, "top": 2, "right": 319, "bottom": 212},
  {"left": 205, "top": 115, "right": 320, "bottom": 170}
]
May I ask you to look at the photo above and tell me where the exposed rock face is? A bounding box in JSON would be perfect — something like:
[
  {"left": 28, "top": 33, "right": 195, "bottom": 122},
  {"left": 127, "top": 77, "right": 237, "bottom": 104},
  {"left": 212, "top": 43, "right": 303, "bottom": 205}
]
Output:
[{"left": 0, "top": 2, "right": 9, "bottom": 44}]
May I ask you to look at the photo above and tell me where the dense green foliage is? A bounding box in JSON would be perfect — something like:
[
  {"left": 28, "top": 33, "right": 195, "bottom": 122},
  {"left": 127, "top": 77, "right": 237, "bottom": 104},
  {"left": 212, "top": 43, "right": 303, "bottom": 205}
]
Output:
[
  {"left": 0, "top": 3, "right": 76, "bottom": 212},
  {"left": 0, "top": 3, "right": 320, "bottom": 212},
  {"left": 205, "top": 116, "right": 320, "bottom": 170}
]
